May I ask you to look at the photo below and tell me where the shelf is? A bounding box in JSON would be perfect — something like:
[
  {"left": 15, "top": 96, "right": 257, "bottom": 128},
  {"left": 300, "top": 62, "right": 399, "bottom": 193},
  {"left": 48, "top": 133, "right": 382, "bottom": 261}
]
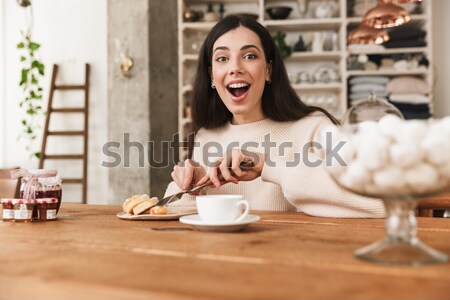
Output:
[
  {"left": 182, "top": 22, "right": 215, "bottom": 31},
  {"left": 182, "top": 54, "right": 199, "bottom": 62},
  {"left": 187, "top": 0, "right": 258, "bottom": 3},
  {"left": 346, "top": 14, "right": 427, "bottom": 24},
  {"left": 292, "top": 83, "right": 342, "bottom": 91},
  {"left": 347, "top": 47, "right": 429, "bottom": 55},
  {"left": 346, "top": 69, "right": 428, "bottom": 77},
  {"left": 263, "top": 18, "right": 342, "bottom": 31},
  {"left": 288, "top": 51, "right": 342, "bottom": 62}
]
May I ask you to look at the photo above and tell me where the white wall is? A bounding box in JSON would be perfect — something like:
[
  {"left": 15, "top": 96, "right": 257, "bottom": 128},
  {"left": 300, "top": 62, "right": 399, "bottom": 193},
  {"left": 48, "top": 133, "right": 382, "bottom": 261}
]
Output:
[
  {"left": 0, "top": 0, "right": 5, "bottom": 166},
  {"left": 1, "top": 0, "right": 107, "bottom": 204},
  {"left": 433, "top": 0, "right": 450, "bottom": 118}
]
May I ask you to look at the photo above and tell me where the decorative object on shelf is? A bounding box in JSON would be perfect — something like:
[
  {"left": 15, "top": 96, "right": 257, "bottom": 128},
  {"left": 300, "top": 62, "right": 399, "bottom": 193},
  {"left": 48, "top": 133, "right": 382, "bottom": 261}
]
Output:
[
  {"left": 183, "top": 8, "right": 204, "bottom": 22},
  {"left": 362, "top": 0, "right": 411, "bottom": 29},
  {"left": 348, "top": 24, "right": 389, "bottom": 45},
  {"left": 16, "top": 0, "right": 45, "bottom": 158},
  {"left": 312, "top": 32, "right": 325, "bottom": 52},
  {"left": 266, "top": 6, "right": 292, "bottom": 20},
  {"left": 315, "top": 0, "right": 338, "bottom": 18},
  {"left": 297, "top": 71, "right": 310, "bottom": 83},
  {"left": 17, "top": 0, "right": 31, "bottom": 7},
  {"left": 293, "top": 35, "right": 307, "bottom": 52},
  {"left": 204, "top": 3, "right": 220, "bottom": 22},
  {"left": 219, "top": 3, "right": 225, "bottom": 20},
  {"left": 296, "top": 0, "right": 309, "bottom": 17},
  {"left": 322, "top": 31, "right": 339, "bottom": 51},
  {"left": 114, "top": 38, "right": 134, "bottom": 78},
  {"left": 272, "top": 32, "right": 292, "bottom": 59},
  {"left": 312, "top": 65, "right": 340, "bottom": 83}
]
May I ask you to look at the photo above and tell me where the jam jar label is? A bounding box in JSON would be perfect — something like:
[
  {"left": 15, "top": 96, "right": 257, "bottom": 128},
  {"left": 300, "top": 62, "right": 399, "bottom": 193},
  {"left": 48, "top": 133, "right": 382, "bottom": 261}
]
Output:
[
  {"left": 46, "top": 209, "right": 57, "bottom": 220},
  {"left": 2, "top": 209, "right": 14, "bottom": 219},
  {"left": 14, "top": 204, "right": 32, "bottom": 220}
]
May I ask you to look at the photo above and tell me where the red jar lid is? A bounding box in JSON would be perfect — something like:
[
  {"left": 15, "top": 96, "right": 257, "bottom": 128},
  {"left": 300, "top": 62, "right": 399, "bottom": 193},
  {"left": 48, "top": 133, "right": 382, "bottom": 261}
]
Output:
[
  {"left": 1, "top": 198, "right": 13, "bottom": 204},
  {"left": 36, "top": 198, "right": 58, "bottom": 204},
  {"left": 12, "top": 199, "right": 35, "bottom": 204}
]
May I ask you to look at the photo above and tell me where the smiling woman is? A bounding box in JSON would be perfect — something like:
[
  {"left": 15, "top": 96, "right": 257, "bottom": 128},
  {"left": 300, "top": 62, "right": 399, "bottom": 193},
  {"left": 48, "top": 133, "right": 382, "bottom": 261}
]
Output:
[{"left": 165, "top": 15, "right": 385, "bottom": 218}]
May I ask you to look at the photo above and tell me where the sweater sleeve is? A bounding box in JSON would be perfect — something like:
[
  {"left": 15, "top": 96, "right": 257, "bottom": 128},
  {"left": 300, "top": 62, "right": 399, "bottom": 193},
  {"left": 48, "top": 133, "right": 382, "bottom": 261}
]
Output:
[
  {"left": 260, "top": 116, "right": 386, "bottom": 218},
  {"left": 162, "top": 129, "right": 208, "bottom": 209}
]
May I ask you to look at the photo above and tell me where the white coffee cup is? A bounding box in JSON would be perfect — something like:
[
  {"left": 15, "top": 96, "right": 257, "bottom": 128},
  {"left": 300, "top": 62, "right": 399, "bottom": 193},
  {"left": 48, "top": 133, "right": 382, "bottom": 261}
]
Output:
[{"left": 196, "top": 195, "right": 250, "bottom": 224}]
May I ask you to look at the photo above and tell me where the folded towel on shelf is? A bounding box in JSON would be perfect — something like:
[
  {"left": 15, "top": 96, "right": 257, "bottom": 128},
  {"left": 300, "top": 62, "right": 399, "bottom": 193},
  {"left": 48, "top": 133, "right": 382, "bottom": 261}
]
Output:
[
  {"left": 401, "top": 111, "right": 432, "bottom": 120},
  {"left": 386, "top": 24, "right": 427, "bottom": 41},
  {"left": 384, "top": 39, "right": 427, "bottom": 48},
  {"left": 350, "top": 91, "right": 389, "bottom": 100},
  {"left": 351, "top": 83, "right": 387, "bottom": 93},
  {"left": 389, "top": 93, "right": 431, "bottom": 104},
  {"left": 349, "top": 76, "right": 390, "bottom": 85},
  {"left": 387, "top": 76, "right": 431, "bottom": 94},
  {"left": 389, "top": 101, "right": 430, "bottom": 113}
]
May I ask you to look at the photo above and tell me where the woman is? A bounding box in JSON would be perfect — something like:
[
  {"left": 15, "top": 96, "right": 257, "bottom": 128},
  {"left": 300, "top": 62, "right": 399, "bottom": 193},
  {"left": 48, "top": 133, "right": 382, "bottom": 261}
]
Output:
[{"left": 166, "top": 15, "right": 384, "bottom": 218}]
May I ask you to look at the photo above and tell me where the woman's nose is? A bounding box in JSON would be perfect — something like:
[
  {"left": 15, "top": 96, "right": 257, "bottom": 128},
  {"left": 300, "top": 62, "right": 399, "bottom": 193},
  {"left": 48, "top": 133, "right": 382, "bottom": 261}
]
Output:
[{"left": 228, "top": 59, "right": 244, "bottom": 75}]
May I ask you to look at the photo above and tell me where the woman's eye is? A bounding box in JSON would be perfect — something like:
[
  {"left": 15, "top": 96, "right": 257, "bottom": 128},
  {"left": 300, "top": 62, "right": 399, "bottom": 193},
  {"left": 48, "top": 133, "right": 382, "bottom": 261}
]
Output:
[
  {"left": 215, "top": 56, "right": 228, "bottom": 62},
  {"left": 244, "top": 53, "right": 257, "bottom": 60}
]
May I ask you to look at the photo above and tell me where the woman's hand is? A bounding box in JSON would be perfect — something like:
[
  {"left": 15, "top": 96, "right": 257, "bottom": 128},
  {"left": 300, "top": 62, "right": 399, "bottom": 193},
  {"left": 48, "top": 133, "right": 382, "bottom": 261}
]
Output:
[
  {"left": 197, "top": 148, "right": 265, "bottom": 188},
  {"left": 171, "top": 159, "right": 206, "bottom": 192}
]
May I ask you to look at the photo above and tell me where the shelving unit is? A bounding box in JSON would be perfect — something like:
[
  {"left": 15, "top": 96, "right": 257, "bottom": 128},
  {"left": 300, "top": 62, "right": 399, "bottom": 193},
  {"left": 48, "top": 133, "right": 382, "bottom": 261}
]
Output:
[{"left": 178, "top": 0, "right": 432, "bottom": 159}]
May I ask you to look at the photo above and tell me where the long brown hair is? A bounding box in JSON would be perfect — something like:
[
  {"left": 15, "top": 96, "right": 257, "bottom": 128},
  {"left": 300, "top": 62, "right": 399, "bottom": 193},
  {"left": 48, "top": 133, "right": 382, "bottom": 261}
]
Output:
[{"left": 188, "top": 15, "right": 338, "bottom": 156}]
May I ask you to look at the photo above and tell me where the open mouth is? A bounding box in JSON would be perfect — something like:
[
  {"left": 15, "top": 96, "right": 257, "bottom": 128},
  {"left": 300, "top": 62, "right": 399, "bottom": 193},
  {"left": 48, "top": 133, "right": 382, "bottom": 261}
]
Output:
[{"left": 227, "top": 82, "right": 250, "bottom": 98}]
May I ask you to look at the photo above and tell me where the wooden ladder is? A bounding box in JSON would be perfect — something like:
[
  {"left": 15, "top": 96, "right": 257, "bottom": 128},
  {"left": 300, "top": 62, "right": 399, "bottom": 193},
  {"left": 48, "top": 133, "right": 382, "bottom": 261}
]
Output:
[{"left": 39, "top": 64, "right": 90, "bottom": 203}]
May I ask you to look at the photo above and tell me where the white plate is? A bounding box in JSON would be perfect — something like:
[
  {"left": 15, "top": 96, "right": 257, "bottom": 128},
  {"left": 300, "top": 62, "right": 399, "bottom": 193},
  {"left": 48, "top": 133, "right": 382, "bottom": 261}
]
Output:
[
  {"left": 117, "top": 207, "right": 196, "bottom": 221},
  {"left": 179, "top": 214, "right": 260, "bottom": 232}
]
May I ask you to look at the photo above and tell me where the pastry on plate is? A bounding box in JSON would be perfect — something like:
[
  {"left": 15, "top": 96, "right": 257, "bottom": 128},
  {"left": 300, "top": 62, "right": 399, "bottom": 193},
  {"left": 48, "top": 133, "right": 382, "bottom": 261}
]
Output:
[{"left": 122, "top": 194, "right": 158, "bottom": 215}]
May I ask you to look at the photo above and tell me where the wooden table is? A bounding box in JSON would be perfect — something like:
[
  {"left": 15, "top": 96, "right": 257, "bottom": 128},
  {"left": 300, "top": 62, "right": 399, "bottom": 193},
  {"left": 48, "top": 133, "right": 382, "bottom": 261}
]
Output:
[{"left": 1, "top": 204, "right": 450, "bottom": 300}]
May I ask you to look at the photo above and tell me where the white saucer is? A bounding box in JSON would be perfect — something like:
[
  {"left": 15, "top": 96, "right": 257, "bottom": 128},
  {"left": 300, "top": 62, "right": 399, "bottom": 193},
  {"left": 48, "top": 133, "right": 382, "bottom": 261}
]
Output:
[{"left": 179, "top": 214, "right": 260, "bottom": 232}]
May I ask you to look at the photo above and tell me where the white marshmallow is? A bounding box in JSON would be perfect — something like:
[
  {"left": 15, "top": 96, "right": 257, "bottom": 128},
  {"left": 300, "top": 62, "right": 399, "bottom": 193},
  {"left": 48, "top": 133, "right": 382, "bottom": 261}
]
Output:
[
  {"left": 373, "top": 166, "right": 406, "bottom": 193},
  {"left": 356, "top": 137, "right": 390, "bottom": 171},
  {"left": 405, "top": 163, "right": 440, "bottom": 194},
  {"left": 389, "top": 142, "right": 424, "bottom": 168},
  {"left": 378, "top": 115, "right": 404, "bottom": 141},
  {"left": 398, "top": 120, "right": 428, "bottom": 142},
  {"left": 421, "top": 133, "right": 450, "bottom": 165}
]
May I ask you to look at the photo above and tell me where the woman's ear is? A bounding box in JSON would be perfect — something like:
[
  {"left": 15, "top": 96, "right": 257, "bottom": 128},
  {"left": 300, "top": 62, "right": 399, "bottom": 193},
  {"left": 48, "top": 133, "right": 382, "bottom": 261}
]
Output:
[{"left": 266, "top": 60, "right": 273, "bottom": 82}]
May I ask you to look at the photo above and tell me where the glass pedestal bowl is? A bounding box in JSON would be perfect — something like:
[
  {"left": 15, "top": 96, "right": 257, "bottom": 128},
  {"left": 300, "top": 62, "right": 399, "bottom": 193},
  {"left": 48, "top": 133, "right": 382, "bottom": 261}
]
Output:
[{"left": 324, "top": 115, "right": 450, "bottom": 265}]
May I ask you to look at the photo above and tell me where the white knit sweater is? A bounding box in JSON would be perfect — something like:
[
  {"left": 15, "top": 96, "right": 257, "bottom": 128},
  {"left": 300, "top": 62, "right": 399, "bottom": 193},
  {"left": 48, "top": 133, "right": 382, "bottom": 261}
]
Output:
[{"left": 165, "top": 112, "right": 385, "bottom": 218}]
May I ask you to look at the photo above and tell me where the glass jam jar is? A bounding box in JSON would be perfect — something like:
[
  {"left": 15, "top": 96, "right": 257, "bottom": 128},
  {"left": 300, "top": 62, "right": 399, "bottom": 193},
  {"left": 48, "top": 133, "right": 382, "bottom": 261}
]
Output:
[
  {"left": 1, "top": 198, "right": 15, "bottom": 222},
  {"left": 20, "top": 171, "right": 62, "bottom": 217},
  {"left": 13, "top": 199, "right": 35, "bottom": 222},
  {"left": 35, "top": 198, "right": 58, "bottom": 221}
]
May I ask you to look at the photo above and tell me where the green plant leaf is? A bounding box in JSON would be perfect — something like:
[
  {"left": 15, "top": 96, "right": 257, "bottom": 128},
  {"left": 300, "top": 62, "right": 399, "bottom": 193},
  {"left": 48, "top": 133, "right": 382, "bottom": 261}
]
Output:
[
  {"left": 26, "top": 126, "right": 33, "bottom": 134},
  {"left": 29, "top": 42, "right": 40, "bottom": 51},
  {"left": 20, "top": 56, "right": 26, "bottom": 62},
  {"left": 34, "top": 152, "right": 40, "bottom": 159},
  {"left": 22, "top": 119, "right": 27, "bottom": 125},
  {"left": 17, "top": 42, "right": 25, "bottom": 49}
]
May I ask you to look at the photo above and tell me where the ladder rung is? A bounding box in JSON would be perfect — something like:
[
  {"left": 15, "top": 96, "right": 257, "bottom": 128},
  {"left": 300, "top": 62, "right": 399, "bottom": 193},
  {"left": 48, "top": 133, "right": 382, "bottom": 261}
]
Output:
[
  {"left": 51, "top": 108, "right": 86, "bottom": 113},
  {"left": 44, "top": 154, "right": 84, "bottom": 160},
  {"left": 63, "top": 178, "right": 84, "bottom": 184},
  {"left": 54, "top": 85, "right": 86, "bottom": 90},
  {"left": 47, "top": 131, "right": 84, "bottom": 136}
]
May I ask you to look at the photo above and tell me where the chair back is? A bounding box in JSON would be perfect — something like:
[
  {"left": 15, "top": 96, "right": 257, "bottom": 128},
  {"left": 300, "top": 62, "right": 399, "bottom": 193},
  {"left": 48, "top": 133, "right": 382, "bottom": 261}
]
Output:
[{"left": 0, "top": 167, "right": 21, "bottom": 198}]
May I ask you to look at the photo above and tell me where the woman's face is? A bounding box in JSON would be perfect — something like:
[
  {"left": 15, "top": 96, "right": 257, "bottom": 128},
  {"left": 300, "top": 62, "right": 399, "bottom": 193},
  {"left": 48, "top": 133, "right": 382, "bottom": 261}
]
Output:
[{"left": 210, "top": 26, "right": 271, "bottom": 125}]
